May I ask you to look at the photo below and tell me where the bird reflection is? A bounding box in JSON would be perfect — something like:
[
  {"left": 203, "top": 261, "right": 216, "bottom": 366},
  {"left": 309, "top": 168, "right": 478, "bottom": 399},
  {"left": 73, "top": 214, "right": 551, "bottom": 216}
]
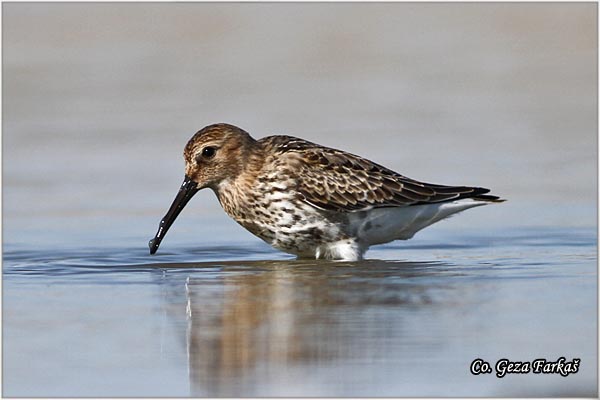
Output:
[{"left": 184, "top": 259, "right": 451, "bottom": 397}]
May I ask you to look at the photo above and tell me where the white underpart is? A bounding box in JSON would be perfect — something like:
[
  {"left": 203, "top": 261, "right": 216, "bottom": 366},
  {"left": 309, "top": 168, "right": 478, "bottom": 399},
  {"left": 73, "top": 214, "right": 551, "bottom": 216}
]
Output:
[
  {"left": 315, "top": 240, "right": 363, "bottom": 261},
  {"left": 348, "top": 198, "right": 490, "bottom": 248}
]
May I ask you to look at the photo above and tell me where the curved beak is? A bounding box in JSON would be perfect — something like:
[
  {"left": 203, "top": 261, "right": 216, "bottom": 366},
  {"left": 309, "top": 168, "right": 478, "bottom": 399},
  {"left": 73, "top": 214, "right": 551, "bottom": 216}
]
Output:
[{"left": 149, "top": 175, "right": 199, "bottom": 254}]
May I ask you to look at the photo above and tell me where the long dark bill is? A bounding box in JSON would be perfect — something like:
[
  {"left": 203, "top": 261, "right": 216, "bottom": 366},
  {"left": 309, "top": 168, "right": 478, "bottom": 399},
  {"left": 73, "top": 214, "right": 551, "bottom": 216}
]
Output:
[{"left": 149, "top": 176, "right": 200, "bottom": 254}]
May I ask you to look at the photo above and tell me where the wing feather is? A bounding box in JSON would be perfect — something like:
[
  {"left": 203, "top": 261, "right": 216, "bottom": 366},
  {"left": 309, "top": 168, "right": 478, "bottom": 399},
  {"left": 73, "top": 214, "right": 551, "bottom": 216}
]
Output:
[{"left": 261, "top": 135, "right": 503, "bottom": 212}]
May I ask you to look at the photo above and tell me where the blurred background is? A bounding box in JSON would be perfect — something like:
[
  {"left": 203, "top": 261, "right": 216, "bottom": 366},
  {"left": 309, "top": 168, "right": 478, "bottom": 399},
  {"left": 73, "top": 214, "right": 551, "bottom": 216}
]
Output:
[
  {"left": 3, "top": 2, "right": 596, "bottom": 248},
  {"left": 3, "top": 3, "right": 597, "bottom": 397}
]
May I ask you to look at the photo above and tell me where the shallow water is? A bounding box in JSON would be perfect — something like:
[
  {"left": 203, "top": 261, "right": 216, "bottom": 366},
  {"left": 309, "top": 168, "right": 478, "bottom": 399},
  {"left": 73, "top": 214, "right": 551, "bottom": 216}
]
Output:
[
  {"left": 3, "top": 227, "right": 597, "bottom": 397},
  {"left": 3, "top": 2, "right": 598, "bottom": 397}
]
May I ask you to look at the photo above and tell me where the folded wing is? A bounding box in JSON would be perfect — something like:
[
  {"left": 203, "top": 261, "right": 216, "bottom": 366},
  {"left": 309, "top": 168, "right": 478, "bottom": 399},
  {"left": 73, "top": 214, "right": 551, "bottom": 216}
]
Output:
[{"left": 266, "top": 136, "right": 503, "bottom": 213}]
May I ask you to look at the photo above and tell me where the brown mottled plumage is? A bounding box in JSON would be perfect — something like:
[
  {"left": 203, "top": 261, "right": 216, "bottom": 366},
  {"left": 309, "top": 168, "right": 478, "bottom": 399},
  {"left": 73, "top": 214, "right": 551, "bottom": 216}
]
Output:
[{"left": 149, "top": 123, "right": 504, "bottom": 260}]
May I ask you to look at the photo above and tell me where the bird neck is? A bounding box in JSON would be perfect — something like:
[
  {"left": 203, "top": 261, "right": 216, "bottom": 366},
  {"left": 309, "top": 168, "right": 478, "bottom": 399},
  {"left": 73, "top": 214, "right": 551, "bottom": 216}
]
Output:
[{"left": 213, "top": 145, "right": 266, "bottom": 221}]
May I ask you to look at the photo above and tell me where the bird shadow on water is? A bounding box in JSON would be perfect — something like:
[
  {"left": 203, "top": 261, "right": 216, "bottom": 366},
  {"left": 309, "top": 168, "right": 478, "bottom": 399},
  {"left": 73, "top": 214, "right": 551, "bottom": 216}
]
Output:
[{"left": 179, "top": 257, "right": 459, "bottom": 397}]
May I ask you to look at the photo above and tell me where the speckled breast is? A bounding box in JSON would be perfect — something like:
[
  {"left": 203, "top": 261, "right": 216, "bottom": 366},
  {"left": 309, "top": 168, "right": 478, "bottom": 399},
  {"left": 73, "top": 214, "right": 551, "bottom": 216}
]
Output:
[{"left": 217, "top": 175, "right": 346, "bottom": 257}]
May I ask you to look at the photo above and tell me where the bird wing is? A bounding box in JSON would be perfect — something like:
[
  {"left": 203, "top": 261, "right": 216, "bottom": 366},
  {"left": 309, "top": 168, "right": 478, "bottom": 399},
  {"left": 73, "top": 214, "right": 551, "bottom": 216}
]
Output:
[{"left": 264, "top": 135, "right": 500, "bottom": 213}]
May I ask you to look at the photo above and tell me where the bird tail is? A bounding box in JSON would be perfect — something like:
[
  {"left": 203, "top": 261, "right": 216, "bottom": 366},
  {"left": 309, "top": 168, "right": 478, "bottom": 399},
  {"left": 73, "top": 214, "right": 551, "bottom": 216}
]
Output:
[
  {"left": 428, "top": 184, "right": 506, "bottom": 203},
  {"left": 471, "top": 193, "right": 506, "bottom": 203}
]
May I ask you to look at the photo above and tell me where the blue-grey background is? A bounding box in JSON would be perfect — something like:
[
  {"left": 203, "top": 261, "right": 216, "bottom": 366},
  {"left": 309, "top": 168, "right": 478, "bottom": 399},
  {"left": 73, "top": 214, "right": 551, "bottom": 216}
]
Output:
[{"left": 3, "top": 3, "right": 597, "bottom": 397}]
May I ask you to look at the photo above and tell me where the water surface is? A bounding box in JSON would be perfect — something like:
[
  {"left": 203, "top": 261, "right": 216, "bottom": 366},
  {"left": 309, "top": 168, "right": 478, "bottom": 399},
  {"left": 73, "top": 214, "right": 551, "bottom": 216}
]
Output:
[{"left": 3, "top": 227, "right": 597, "bottom": 397}]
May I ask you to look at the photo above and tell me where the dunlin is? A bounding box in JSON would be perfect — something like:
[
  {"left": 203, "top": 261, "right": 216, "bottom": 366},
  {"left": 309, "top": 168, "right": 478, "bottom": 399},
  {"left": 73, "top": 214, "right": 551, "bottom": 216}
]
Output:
[{"left": 149, "top": 123, "right": 504, "bottom": 260}]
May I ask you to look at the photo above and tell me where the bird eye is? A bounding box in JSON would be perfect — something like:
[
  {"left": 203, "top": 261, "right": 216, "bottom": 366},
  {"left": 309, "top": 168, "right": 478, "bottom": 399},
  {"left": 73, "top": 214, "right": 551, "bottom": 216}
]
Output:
[{"left": 201, "top": 146, "right": 216, "bottom": 159}]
